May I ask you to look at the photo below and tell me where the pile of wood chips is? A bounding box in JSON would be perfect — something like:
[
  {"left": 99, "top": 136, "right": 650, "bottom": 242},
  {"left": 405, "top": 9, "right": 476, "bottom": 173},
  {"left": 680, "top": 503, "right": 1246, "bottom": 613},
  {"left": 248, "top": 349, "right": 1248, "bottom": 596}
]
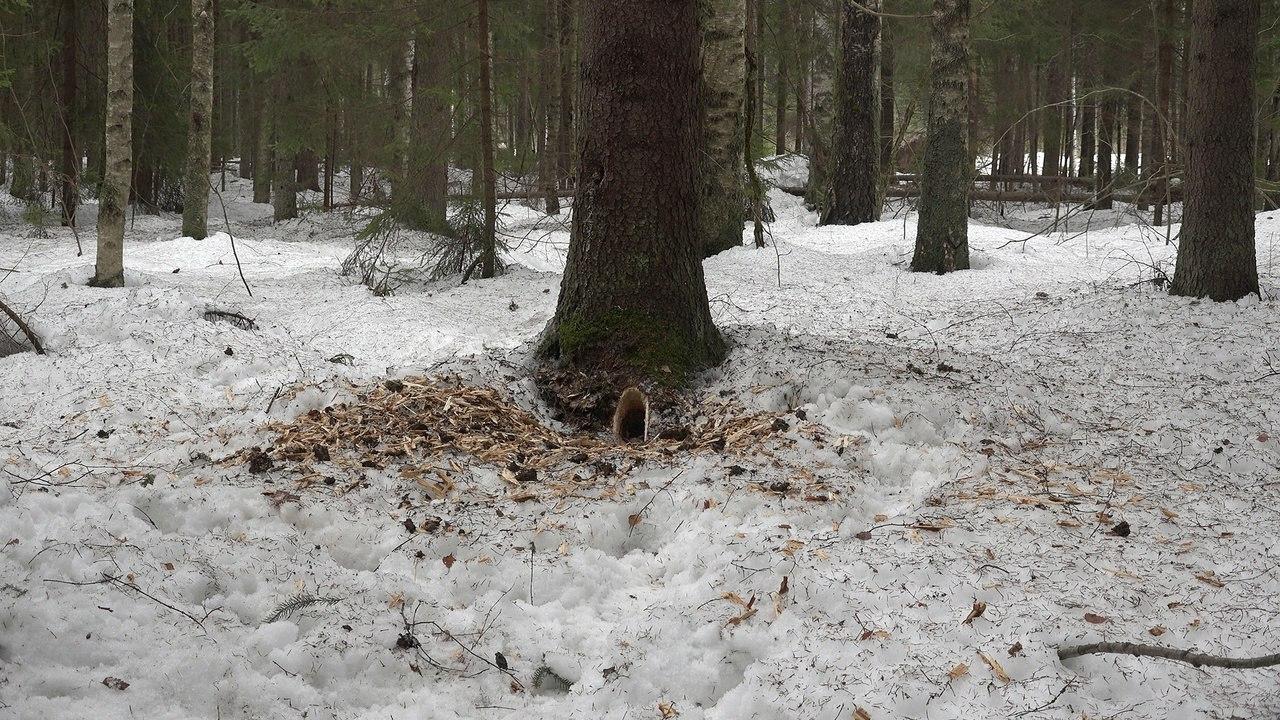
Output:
[{"left": 259, "top": 376, "right": 812, "bottom": 500}]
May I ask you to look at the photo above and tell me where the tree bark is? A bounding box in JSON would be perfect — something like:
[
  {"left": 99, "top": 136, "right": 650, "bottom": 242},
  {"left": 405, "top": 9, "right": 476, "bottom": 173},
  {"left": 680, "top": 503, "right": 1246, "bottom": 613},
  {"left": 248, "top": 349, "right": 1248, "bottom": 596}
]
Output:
[
  {"left": 911, "top": 0, "right": 970, "bottom": 274},
  {"left": 477, "top": 0, "right": 498, "bottom": 278},
  {"left": 774, "top": 3, "right": 791, "bottom": 154},
  {"left": 412, "top": 25, "right": 451, "bottom": 229},
  {"left": 253, "top": 79, "right": 272, "bottom": 204},
  {"left": 1172, "top": 0, "right": 1260, "bottom": 301},
  {"left": 182, "top": 0, "right": 215, "bottom": 240},
  {"left": 59, "top": 0, "right": 79, "bottom": 227},
  {"left": 880, "top": 16, "right": 896, "bottom": 179},
  {"left": 93, "top": 0, "right": 134, "bottom": 288},
  {"left": 556, "top": 0, "right": 576, "bottom": 187},
  {"left": 541, "top": 0, "right": 723, "bottom": 383},
  {"left": 699, "top": 0, "right": 747, "bottom": 256},
  {"left": 824, "top": 0, "right": 881, "bottom": 225},
  {"left": 1153, "top": 0, "right": 1175, "bottom": 225},
  {"left": 541, "top": 0, "right": 562, "bottom": 214},
  {"left": 1095, "top": 94, "right": 1117, "bottom": 209}
]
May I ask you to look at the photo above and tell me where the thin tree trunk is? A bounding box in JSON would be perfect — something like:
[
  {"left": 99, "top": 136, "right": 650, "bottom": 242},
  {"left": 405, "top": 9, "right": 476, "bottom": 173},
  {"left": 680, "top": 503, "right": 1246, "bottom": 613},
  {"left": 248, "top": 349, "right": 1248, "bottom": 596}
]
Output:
[
  {"left": 912, "top": 0, "right": 970, "bottom": 274},
  {"left": 253, "top": 81, "right": 272, "bottom": 204},
  {"left": 1095, "top": 94, "right": 1117, "bottom": 209},
  {"left": 1172, "top": 0, "right": 1260, "bottom": 301},
  {"left": 880, "top": 16, "right": 896, "bottom": 179},
  {"left": 824, "top": 0, "right": 881, "bottom": 225},
  {"left": 540, "top": 0, "right": 561, "bottom": 214},
  {"left": 93, "top": 0, "right": 134, "bottom": 288},
  {"left": 477, "top": 0, "right": 498, "bottom": 278},
  {"left": 775, "top": 3, "right": 791, "bottom": 154},
  {"left": 60, "top": 0, "right": 79, "bottom": 227},
  {"left": 182, "top": 0, "right": 215, "bottom": 240},
  {"left": 556, "top": 0, "right": 575, "bottom": 187},
  {"left": 1153, "top": 0, "right": 1175, "bottom": 225}
]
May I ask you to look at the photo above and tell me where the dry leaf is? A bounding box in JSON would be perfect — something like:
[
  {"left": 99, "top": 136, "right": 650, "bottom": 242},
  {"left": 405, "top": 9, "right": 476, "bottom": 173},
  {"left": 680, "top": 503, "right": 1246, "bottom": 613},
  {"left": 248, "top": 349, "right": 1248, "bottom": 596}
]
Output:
[
  {"left": 723, "top": 593, "right": 758, "bottom": 626},
  {"left": 1194, "top": 570, "right": 1225, "bottom": 588},
  {"left": 628, "top": 513, "right": 642, "bottom": 528},
  {"left": 1008, "top": 641, "right": 1023, "bottom": 657},
  {"left": 859, "top": 629, "right": 892, "bottom": 641},
  {"left": 780, "top": 539, "right": 805, "bottom": 557},
  {"left": 1148, "top": 626, "right": 1166, "bottom": 637},
  {"left": 659, "top": 701, "right": 680, "bottom": 719},
  {"left": 962, "top": 601, "right": 988, "bottom": 626},
  {"left": 853, "top": 707, "right": 872, "bottom": 720},
  {"left": 1058, "top": 518, "right": 1083, "bottom": 528},
  {"left": 948, "top": 663, "right": 970, "bottom": 681},
  {"left": 1083, "top": 612, "right": 1109, "bottom": 624},
  {"left": 1160, "top": 507, "right": 1179, "bottom": 521},
  {"left": 913, "top": 517, "right": 955, "bottom": 532},
  {"left": 102, "top": 677, "right": 130, "bottom": 691},
  {"left": 442, "top": 554, "right": 456, "bottom": 569},
  {"left": 773, "top": 576, "right": 790, "bottom": 616},
  {"left": 978, "top": 651, "right": 1010, "bottom": 684}
]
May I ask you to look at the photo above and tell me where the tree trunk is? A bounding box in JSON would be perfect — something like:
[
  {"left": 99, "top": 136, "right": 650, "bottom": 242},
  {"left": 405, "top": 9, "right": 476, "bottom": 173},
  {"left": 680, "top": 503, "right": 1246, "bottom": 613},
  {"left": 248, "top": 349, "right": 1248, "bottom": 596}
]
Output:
[
  {"left": 912, "top": 0, "right": 970, "bottom": 274},
  {"left": 93, "top": 0, "right": 134, "bottom": 288},
  {"left": 774, "top": 4, "right": 790, "bottom": 154},
  {"left": 1043, "top": 53, "right": 1065, "bottom": 178},
  {"left": 390, "top": 37, "right": 415, "bottom": 217},
  {"left": 1079, "top": 61, "right": 1096, "bottom": 178},
  {"left": 1095, "top": 94, "right": 1117, "bottom": 209},
  {"left": 411, "top": 26, "right": 451, "bottom": 229},
  {"left": 253, "top": 82, "right": 272, "bottom": 204},
  {"left": 1153, "top": 0, "right": 1175, "bottom": 225},
  {"left": 182, "top": 0, "right": 215, "bottom": 240},
  {"left": 477, "top": 0, "right": 498, "bottom": 278},
  {"left": 1124, "top": 79, "right": 1142, "bottom": 176},
  {"left": 880, "top": 16, "right": 896, "bottom": 178},
  {"left": 699, "top": 0, "right": 747, "bottom": 256},
  {"left": 1172, "top": 0, "right": 1260, "bottom": 301},
  {"left": 804, "top": 4, "right": 838, "bottom": 212},
  {"left": 540, "top": 0, "right": 723, "bottom": 385},
  {"left": 59, "top": 0, "right": 79, "bottom": 227},
  {"left": 556, "top": 0, "right": 576, "bottom": 187},
  {"left": 824, "top": 0, "right": 881, "bottom": 225},
  {"left": 541, "top": 0, "right": 562, "bottom": 214}
]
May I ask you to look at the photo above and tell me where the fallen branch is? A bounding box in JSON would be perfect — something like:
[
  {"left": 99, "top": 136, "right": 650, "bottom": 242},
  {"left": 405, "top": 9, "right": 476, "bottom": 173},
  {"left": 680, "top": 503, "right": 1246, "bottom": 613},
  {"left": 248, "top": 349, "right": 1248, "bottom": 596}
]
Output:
[
  {"left": 1058, "top": 642, "right": 1280, "bottom": 669},
  {"left": 0, "top": 296, "right": 44, "bottom": 354}
]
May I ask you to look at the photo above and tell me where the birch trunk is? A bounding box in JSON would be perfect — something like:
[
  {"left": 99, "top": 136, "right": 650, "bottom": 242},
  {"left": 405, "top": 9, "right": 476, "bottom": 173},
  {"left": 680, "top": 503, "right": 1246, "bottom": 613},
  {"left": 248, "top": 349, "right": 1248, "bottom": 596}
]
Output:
[{"left": 93, "top": 0, "right": 134, "bottom": 288}]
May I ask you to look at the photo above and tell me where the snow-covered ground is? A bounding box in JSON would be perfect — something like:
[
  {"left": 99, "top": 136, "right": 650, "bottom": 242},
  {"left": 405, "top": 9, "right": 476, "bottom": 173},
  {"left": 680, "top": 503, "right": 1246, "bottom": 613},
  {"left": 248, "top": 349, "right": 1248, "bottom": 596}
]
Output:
[{"left": 1, "top": 175, "right": 1278, "bottom": 720}]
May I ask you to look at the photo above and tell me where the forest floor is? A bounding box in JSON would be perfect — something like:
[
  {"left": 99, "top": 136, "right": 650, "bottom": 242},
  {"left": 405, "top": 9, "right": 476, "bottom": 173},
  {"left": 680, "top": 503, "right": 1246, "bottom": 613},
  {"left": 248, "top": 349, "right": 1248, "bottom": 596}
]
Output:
[{"left": 1, "top": 168, "right": 1279, "bottom": 720}]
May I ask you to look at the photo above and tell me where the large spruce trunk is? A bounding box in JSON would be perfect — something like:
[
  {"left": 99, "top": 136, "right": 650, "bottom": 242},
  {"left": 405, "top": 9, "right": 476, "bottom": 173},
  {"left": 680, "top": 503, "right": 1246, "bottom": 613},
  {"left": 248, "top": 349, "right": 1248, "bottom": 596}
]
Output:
[
  {"left": 823, "top": 0, "right": 881, "bottom": 226},
  {"left": 59, "top": 0, "right": 79, "bottom": 227},
  {"left": 911, "top": 0, "right": 970, "bottom": 274},
  {"left": 182, "top": 0, "right": 215, "bottom": 240},
  {"left": 1172, "top": 0, "right": 1260, "bottom": 301},
  {"left": 93, "top": 0, "right": 134, "bottom": 288},
  {"left": 698, "top": 0, "right": 747, "bottom": 257},
  {"left": 540, "top": 0, "right": 723, "bottom": 385}
]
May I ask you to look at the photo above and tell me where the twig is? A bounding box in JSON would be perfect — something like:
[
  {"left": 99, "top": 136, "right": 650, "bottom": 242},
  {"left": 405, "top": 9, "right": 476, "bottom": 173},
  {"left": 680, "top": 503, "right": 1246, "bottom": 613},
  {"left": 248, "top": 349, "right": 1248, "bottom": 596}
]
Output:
[
  {"left": 628, "top": 470, "right": 684, "bottom": 537},
  {"left": 0, "top": 296, "right": 45, "bottom": 354},
  {"left": 1058, "top": 642, "right": 1280, "bottom": 669},
  {"left": 427, "top": 620, "right": 526, "bottom": 690},
  {"left": 209, "top": 177, "right": 253, "bottom": 297},
  {"left": 46, "top": 574, "right": 211, "bottom": 629}
]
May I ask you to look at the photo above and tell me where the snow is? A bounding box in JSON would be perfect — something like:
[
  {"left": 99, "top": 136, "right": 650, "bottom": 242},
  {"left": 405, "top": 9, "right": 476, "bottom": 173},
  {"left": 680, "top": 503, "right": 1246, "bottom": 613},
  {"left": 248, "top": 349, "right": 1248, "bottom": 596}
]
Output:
[{"left": 1, "top": 174, "right": 1279, "bottom": 720}]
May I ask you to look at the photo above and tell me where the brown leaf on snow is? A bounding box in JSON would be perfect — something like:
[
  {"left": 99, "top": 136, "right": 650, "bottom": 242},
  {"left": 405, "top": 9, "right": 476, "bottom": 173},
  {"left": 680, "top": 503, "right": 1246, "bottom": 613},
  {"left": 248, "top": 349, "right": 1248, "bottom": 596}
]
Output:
[
  {"left": 978, "top": 651, "right": 1011, "bottom": 684},
  {"left": 780, "top": 539, "right": 805, "bottom": 557},
  {"left": 1148, "top": 626, "right": 1167, "bottom": 637},
  {"left": 1008, "top": 641, "right": 1023, "bottom": 657},
  {"left": 1194, "top": 570, "right": 1226, "bottom": 588},
  {"left": 859, "top": 629, "right": 892, "bottom": 641},
  {"left": 723, "top": 593, "right": 758, "bottom": 626},
  {"left": 962, "top": 601, "right": 988, "bottom": 626},
  {"left": 948, "top": 663, "right": 970, "bottom": 681},
  {"left": 627, "top": 513, "right": 642, "bottom": 528},
  {"left": 912, "top": 517, "right": 955, "bottom": 532},
  {"left": 1083, "top": 612, "right": 1109, "bottom": 624},
  {"left": 659, "top": 701, "right": 680, "bottom": 719},
  {"left": 1160, "top": 507, "right": 1179, "bottom": 521},
  {"left": 442, "top": 554, "right": 456, "bottom": 569},
  {"left": 1058, "top": 518, "right": 1083, "bottom": 528},
  {"left": 102, "top": 677, "right": 130, "bottom": 691},
  {"left": 853, "top": 707, "right": 872, "bottom": 720}
]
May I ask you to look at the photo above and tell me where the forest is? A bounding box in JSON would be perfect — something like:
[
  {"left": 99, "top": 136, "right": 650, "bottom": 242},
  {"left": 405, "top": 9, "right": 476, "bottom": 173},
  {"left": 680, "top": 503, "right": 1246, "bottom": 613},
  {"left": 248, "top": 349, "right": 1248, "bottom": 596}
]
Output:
[{"left": 1, "top": 0, "right": 1278, "bottom": 718}]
